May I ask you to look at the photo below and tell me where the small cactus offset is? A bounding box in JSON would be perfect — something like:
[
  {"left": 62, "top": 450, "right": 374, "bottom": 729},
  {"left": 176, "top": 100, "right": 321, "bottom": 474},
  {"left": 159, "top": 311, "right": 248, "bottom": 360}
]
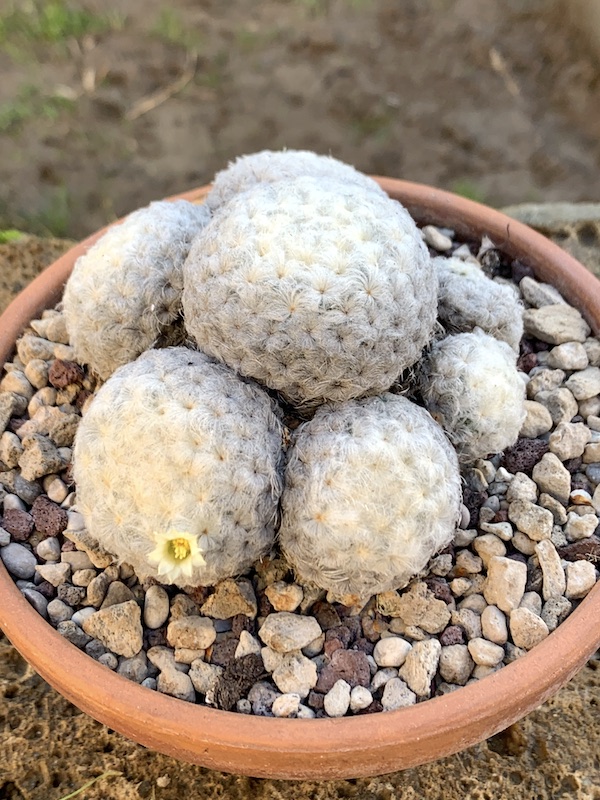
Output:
[
  {"left": 419, "top": 327, "right": 526, "bottom": 462},
  {"left": 435, "top": 256, "right": 524, "bottom": 351},
  {"left": 205, "top": 148, "right": 385, "bottom": 212},
  {"left": 279, "top": 394, "right": 462, "bottom": 603},
  {"left": 73, "top": 348, "right": 285, "bottom": 586},
  {"left": 63, "top": 200, "right": 211, "bottom": 380},
  {"left": 183, "top": 176, "right": 437, "bottom": 407}
]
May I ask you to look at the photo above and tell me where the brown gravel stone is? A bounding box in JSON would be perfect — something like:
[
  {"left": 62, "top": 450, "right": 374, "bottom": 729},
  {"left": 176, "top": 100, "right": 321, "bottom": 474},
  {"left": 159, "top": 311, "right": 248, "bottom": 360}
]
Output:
[
  {"left": 35, "top": 580, "right": 56, "bottom": 599},
  {"left": 213, "top": 653, "right": 265, "bottom": 711},
  {"left": 57, "top": 584, "right": 86, "bottom": 606},
  {"left": 31, "top": 495, "right": 68, "bottom": 536},
  {"left": 462, "top": 486, "right": 488, "bottom": 527},
  {"left": 356, "top": 699, "right": 384, "bottom": 715},
  {"left": 307, "top": 690, "right": 325, "bottom": 710},
  {"left": 2, "top": 508, "right": 34, "bottom": 541},
  {"left": 557, "top": 536, "right": 600, "bottom": 563},
  {"left": 517, "top": 352, "right": 537, "bottom": 373},
  {"left": 209, "top": 638, "right": 239, "bottom": 668},
  {"left": 315, "top": 648, "right": 371, "bottom": 693},
  {"left": 48, "top": 359, "right": 85, "bottom": 389},
  {"left": 424, "top": 576, "right": 454, "bottom": 605},
  {"left": 502, "top": 438, "right": 550, "bottom": 475},
  {"left": 144, "top": 627, "right": 168, "bottom": 649},
  {"left": 231, "top": 613, "right": 256, "bottom": 636},
  {"left": 439, "top": 625, "right": 466, "bottom": 646},
  {"left": 311, "top": 601, "right": 342, "bottom": 630}
]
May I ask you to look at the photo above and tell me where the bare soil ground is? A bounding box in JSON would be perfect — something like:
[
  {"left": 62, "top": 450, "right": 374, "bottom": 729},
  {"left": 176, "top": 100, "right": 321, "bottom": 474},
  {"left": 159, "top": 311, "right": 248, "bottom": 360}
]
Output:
[{"left": 0, "top": 0, "right": 599, "bottom": 240}]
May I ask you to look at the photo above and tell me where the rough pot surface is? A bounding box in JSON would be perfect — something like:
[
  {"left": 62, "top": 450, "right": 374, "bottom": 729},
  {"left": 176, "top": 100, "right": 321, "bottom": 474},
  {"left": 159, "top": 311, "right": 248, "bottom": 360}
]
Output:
[{"left": 1, "top": 180, "right": 600, "bottom": 780}]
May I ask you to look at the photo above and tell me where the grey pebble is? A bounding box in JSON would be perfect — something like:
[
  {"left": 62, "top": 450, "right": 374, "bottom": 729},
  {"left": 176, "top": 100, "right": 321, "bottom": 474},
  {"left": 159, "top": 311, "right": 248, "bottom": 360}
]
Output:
[
  {"left": 143, "top": 584, "right": 170, "bottom": 629},
  {"left": 56, "top": 620, "right": 92, "bottom": 648},
  {"left": 381, "top": 677, "right": 417, "bottom": 710},
  {"left": 98, "top": 653, "right": 118, "bottom": 670},
  {"left": 141, "top": 677, "right": 157, "bottom": 691},
  {"left": 36, "top": 537, "right": 61, "bottom": 562},
  {"left": 21, "top": 587, "right": 48, "bottom": 617},
  {"left": 117, "top": 651, "right": 149, "bottom": 683},
  {"left": 0, "top": 542, "right": 37, "bottom": 579},
  {"left": 85, "top": 638, "right": 108, "bottom": 660},
  {"left": 71, "top": 606, "right": 96, "bottom": 627},
  {"left": 47, "top": 598, "right": 74, "bottom": 624}
]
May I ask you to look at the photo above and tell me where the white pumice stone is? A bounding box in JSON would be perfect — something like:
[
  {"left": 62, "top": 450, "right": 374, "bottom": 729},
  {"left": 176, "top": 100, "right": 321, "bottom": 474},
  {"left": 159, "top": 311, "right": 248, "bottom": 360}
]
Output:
[
  {"left": 419, "top": 328, "right": 526, "bottom": 462},
  {"left": 279, "top": 394, "right": 461, "bottom": 602},
  {"left": 350, "top": 685, "right": 373, "bottom": 712},
  {"left": 434, "top": 256, "right": 523, "bottom": 351},
  {"left": 205, "top": 149, "right": 386, "bottom": 211},
  {"left": 63, "top": 200, "right": 211, "bottom": 380},
  {"left": 183, "top": 176, "right": 436, "bottom": 406},
  {"left": 73, "top": 348, "right": 284, "bottom": 587}
]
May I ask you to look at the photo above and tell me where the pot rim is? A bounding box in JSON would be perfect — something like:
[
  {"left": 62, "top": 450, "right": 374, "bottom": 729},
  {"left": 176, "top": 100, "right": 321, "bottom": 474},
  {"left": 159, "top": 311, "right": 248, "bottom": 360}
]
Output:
[{"left": 1, "top": 178, "right": 600, "bottom": 780}]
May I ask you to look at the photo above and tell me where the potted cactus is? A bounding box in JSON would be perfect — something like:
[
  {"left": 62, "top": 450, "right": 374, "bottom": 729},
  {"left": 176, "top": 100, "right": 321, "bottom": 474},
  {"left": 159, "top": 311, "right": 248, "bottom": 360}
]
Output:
[{"left": 0, "top": 151, "right": 600, "bottom": 779}]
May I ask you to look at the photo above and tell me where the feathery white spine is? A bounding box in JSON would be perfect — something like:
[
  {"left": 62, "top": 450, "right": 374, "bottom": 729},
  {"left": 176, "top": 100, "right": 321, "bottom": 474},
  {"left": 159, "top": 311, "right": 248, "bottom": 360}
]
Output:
[
  {"left": 183, "top": 176, "right": 437, "bottom": 406},
  {"left": 63, "top": 200, "right": 211, "bottom": 379},
  {"left": 279, "top": 394, "right": 462, "bottom": 602},
  {"left": 205, "top": 149, "right": 385, "bottom": 211},
  {"left": 419, "top": 328, "right": 526, "bottom": 461},
  {"left": 73, "top": 347, "right": 285, "bottom": 587},
  {"left": 435, "top": 256, "right": 524, "bottom": 351}
]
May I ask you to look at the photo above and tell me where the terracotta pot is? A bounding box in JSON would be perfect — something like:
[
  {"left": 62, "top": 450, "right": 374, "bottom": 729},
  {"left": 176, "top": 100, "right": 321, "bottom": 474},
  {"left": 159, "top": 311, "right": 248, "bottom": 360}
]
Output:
[{"left": 1, "top": 179, "right": 600, "bottom": 781}]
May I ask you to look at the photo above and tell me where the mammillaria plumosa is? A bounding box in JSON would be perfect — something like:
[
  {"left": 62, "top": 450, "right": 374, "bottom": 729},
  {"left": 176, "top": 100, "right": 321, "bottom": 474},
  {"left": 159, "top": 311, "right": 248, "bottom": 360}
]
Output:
[
  {"left": 183, "top": 176, "right": 437, "bottom": 407},
  {"left": 73, "top": 348, "right": 285, "bottom": 587},
  {"left": 63, "top": 200, "right": 210, "bottom": 380},
  {"left": 205, "top": 148, "right": 385, "bottom": 212},
  {"left": 279, "top": 394, "right": 462, "bottom": 603},
  {"left": 419, "top": 327, "right": 527, "bottom": 462},
  {"left": 435, "top": 256, "right": 524, "bottom": 351}
]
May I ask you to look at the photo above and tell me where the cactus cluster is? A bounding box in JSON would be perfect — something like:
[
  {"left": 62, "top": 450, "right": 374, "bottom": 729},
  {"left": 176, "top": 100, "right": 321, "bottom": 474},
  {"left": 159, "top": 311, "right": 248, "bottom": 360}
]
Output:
[{"left": 66, "top": 149, "right": 526, "bottom": 600}]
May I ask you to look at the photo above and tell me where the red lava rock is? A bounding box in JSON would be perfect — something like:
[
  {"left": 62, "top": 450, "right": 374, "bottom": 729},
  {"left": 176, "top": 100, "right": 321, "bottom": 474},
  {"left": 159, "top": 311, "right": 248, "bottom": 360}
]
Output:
[
  {"left": 209, "top": 638, "right": 239, "bottom": 668},
  {"left": 257, "top": 593, "right": 273, "bottom": 618},
  {"left": 75, "top": 389, "right": 92, "bottom": 409},
  {"left": 2, "top": 508, "right": 34, "bottom": 541},
  {"left": 424, "top": 576, "right": 454, "bottom": 605},
  {"left": 8, "top": 418, "right": 27, "bottom": 434},
  {"left": 351, "top": 637, "right": 375, "bottom": 656},
  {"left": 439, "top": 625, "right": 466, "bottom": 646},
  {"left": 324, "top": 638, "right": 344, "bottom": 658},
  {"left": 182, "top": 584, "right": 210, "bottom": 606},
  {"left": 557, "top": 536, "right": 600, "bottom": 563},
  {"left": 361, "top": 613, "right": 389, "bottom": 643},
  {"left": 501, "top": 438, "right": 549, "bottom": 475},
  {"left": 144, "top": 627, "right": 168, "bottom": 648},
  {"left": 356, "top": 699, "right": 384, "bottom": 715},
  {"left": 213, "top": 653, "right": 265, "bottom": 711},
  {"left": 315, "top": 648, "right": 371, "bottom": 693},
  {"left": 340, "top": 615, "right": 361, "bottom": 641},
  {"left": 462, "top": 486, "right": 488, "bottom": 527},
  {"left": 307, "top": 690, "right": 325, "bottom": 710},
  {"left": 493, "top": 509, "right": 509, "bottom": 524},
  {"left": 512, "top": 260, "right": 535, "bottom": 283},
  {"left": 31, "top": 495, "right": 68, "bottom": 537},
  {"left": 231, "top": 613, "right": 256, "bottom": 636},
  {"left": 48, "top": 359, "right": 85, "bottom": 389},
  {"left": 61, "top": 539, "right": 77, "bottom": 552},
  {"left": 35, "top": 580, "right": 56, "bottom": 599},
  {"left": 312, "top": 601, "right": 342, "bottom": 630},
  {"left": 517, "top": 352, "right": 537, "bottom": 373},
  {"left": 563, "top": 457, "right": 584, "bottom": 474}
]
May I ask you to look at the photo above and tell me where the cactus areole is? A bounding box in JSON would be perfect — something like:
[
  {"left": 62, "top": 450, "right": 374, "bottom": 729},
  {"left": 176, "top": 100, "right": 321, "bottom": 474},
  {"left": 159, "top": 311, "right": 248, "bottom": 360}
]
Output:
[{"left": 64, "top": 149, "right": 526, "bottom": 597}]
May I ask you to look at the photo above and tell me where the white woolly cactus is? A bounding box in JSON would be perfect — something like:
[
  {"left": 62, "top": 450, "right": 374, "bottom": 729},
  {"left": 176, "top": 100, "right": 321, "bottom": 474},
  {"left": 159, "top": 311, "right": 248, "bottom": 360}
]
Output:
[
  {"left": 63, "top": 200, "right": 211, "bottom": 380},
  {"left": 435, "top": 256, "right": 524, "bottom": 351},
  {"left": 183, "top": 176, "right": 437, "bottom": 407},
  {"left": 205, "top": 148, "right": 385, "bottom": 212},
  {"left": 279, "top": 394, "right": 462, "bottom": 603},
  {"left": 419, "top": 327, "right": 526, "bottom": 462},
  {"left": 73, "top": 347, "right": 285, "bottom": 587}
]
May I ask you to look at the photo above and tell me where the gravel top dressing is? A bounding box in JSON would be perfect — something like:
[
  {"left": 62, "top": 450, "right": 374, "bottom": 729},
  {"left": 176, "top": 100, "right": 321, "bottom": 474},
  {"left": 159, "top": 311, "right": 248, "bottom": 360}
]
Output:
[{"left": 1, "top": 209, "right": 599, "bottom": 720}]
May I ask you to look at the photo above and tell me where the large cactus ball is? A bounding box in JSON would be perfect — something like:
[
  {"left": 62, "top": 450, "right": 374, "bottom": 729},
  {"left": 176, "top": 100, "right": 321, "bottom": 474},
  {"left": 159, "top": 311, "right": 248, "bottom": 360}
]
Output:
[
  {"left": 205, "top": 148, "right": 386, "bottom": 211},
  {"left": 73, "top": 348, "right": 285, "bottom": 587},
  {"left": 183, "top": 176, "right": 437, "bottom": 406},
  {"left": 279, "top": 394, "right": 462, "bottom": 602},
  {"left": 63, "top": 200, "right": 210, "bottom": 380}
]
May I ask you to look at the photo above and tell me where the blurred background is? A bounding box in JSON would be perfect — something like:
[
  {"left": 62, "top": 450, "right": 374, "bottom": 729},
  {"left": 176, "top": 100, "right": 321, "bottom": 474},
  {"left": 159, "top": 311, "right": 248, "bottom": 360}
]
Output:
[{"left": 0, "top": 0, "right": 599, "bottom": 240}]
